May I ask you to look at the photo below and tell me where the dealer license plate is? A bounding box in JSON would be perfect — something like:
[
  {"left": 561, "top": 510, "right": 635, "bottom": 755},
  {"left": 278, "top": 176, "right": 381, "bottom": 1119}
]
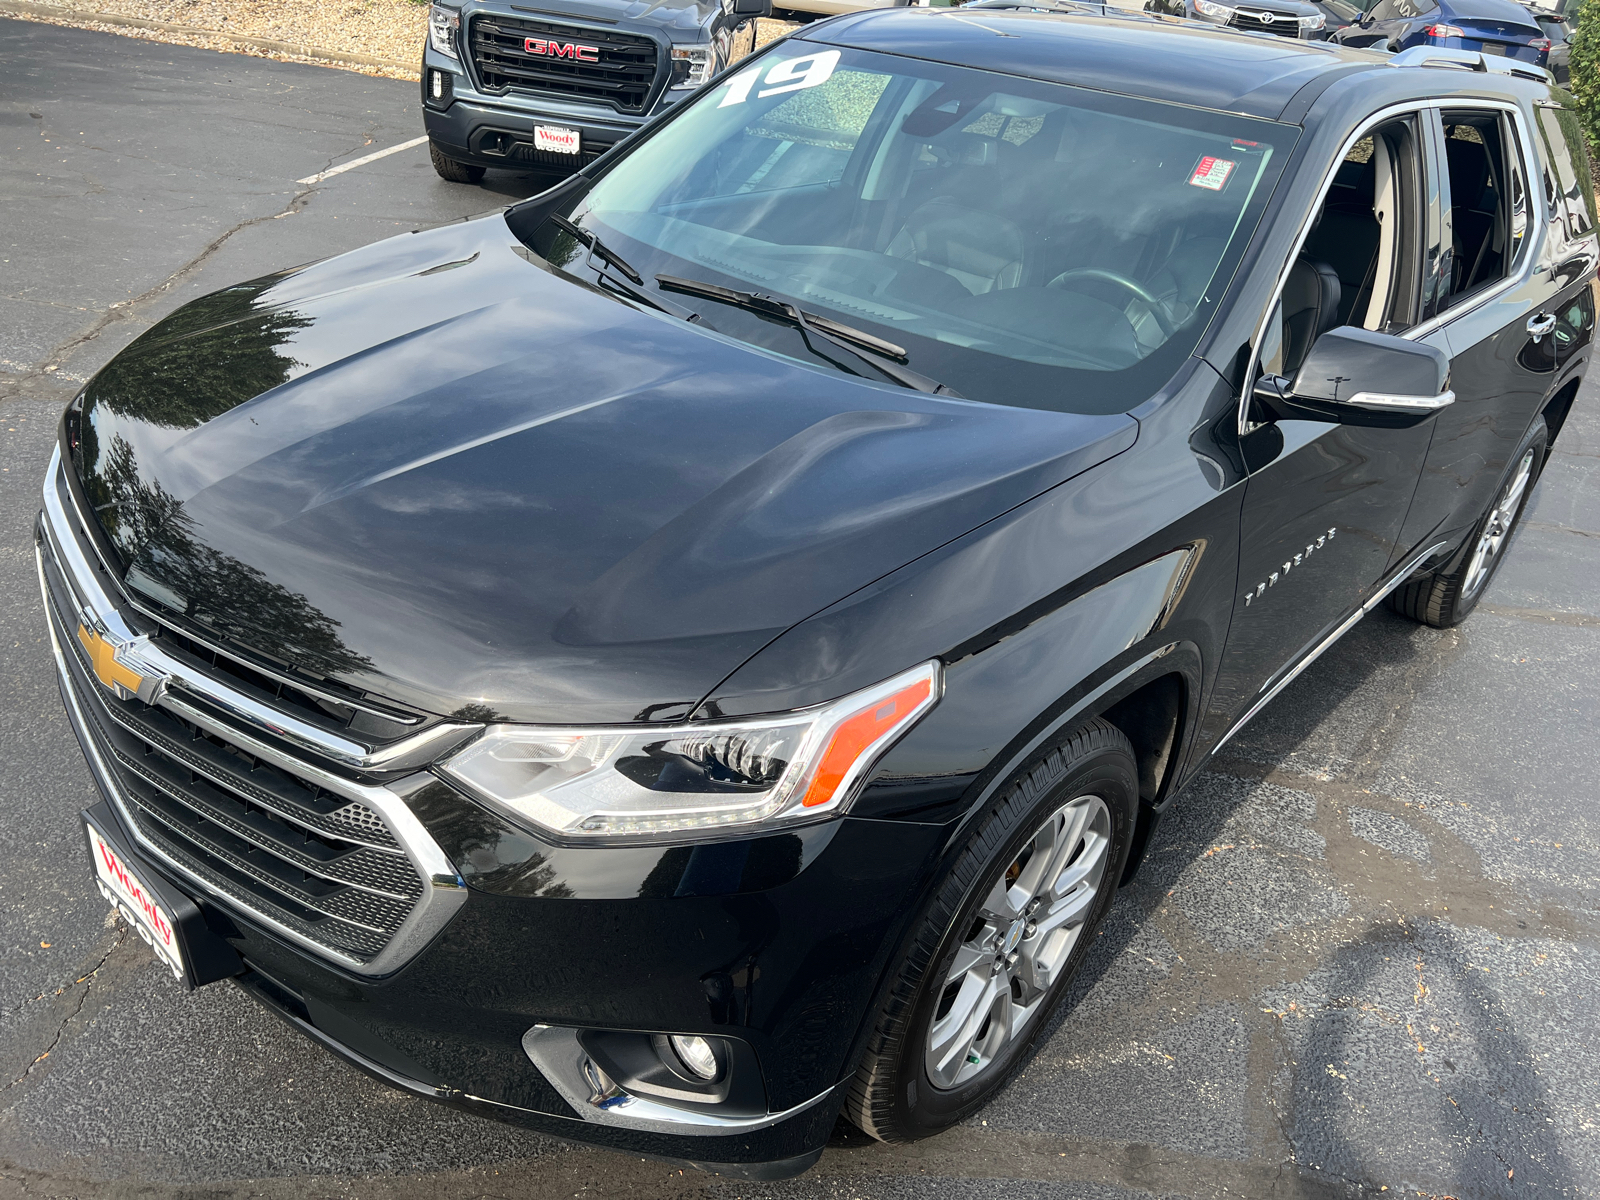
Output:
[
  {"left": 87, "top": 821, "right": 188, "bottom": 982},
  {"left": 1480, "top": 41, "right": 1507, "bottom": 55},
  {"left": 534, "top": 124, "right": 581, "bottom": 155}
]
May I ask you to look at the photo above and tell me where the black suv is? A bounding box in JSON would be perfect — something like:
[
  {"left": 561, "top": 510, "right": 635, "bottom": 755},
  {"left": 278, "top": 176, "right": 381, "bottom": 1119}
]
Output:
[{"left": 41, "top": 7, "right": 1596, "bottom": 1180}]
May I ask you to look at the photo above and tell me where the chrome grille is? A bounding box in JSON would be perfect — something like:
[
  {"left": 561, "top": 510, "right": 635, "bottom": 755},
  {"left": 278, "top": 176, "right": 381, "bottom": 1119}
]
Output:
[
  {"left": 1229, "top": 10, "right": 1301, "bottom": 36},
  {"left": 469, "top": 14, "right": 660, "bottom": 113},
  {"left": 39, "top": 451, "right": 468, "bottom": 974}
]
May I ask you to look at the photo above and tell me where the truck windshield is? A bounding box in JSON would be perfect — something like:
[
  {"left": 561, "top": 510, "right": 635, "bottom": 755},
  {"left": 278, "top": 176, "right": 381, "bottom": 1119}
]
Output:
[{"left": 523, "top": 43, "right": 1294, "bottom": 414}]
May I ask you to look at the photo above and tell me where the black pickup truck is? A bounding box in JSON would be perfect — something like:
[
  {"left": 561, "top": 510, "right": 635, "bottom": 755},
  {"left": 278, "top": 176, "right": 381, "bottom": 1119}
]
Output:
[{"left": 420, "top": 0, "right": 773, "bottom": 180}]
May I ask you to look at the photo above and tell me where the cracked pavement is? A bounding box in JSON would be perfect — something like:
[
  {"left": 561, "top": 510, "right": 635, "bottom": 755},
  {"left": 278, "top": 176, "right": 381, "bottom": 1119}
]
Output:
[{"left": 2, "top": 16, "right": 1598, "bottom": 1200}]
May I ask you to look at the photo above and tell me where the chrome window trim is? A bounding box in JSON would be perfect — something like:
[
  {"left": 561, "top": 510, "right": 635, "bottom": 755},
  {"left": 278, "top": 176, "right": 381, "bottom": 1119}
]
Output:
[
  {"left": 1237, "top": 98, "right": 1543, "bottom": 437},
  {"left": 39, "top": 450, "right": 469, "bottom": 978},
  {"left": 44, "top": 450, "right": 480, "bottom": 772}
]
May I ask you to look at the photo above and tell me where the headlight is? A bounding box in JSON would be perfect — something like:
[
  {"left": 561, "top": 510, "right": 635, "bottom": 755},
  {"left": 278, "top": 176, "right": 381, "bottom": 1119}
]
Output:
[
  {"left": 670, "top": 43, "right": 717, "bottom": 89},
  {"left": 429, "top": 4, "right": 460, "bottom": 60},
  {"left": 440, "top": 662, "right": 941, "bottom": 840},
  {"left": 1298, "top": 12, "right": 1325, "bottom": 28},
  {"left": 1193, "top": 0, "right": 1235, "bottom": 18}
]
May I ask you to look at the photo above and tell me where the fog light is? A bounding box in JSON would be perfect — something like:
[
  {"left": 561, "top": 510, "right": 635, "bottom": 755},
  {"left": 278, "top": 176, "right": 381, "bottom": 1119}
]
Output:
[
  {"left": 432, "top": 71, "right": 443, "bottom": 99},
  {"left": 669, "top": 1034, "right": 718, "bottom": 1079}
]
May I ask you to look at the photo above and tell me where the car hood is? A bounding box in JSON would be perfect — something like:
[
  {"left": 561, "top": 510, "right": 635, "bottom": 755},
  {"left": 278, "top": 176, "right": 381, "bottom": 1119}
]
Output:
[
  {"left": 477, "top": 0, "right": 723, "bottom": 36},
  {"left": 1231, "top": 0, "right": 1322, "bottom": 16},
  {"left": 72, "top": 213, "right": 1136, "bottom": 724}
]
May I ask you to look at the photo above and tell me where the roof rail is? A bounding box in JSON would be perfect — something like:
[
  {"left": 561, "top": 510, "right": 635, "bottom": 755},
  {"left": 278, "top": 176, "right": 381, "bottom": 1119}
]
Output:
[{"left": 1389, "top": 45, "right": 1553, "bottom": 85}]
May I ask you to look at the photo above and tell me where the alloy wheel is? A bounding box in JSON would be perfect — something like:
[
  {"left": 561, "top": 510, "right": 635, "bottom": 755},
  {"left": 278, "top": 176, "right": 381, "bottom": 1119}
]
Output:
[
  {"left": 923, "top": 794, "right": 1112, "bottom": 1090},
  {"left": 1462, "top": 447, "right": 1536, "bottom": 600}
]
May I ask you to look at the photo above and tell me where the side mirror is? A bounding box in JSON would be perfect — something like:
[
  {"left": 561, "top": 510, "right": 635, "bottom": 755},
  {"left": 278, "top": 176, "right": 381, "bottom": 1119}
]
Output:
[
  {"left": 730, "top": 0, "right": 772, "bottom": 15},
  {"left": 1252, "top": 326, "right": 1453, "bottom": 428}
]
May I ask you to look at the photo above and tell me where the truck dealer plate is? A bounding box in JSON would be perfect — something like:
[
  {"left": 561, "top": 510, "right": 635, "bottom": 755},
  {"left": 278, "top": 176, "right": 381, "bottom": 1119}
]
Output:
[{"left": 534, "top": 125, "right": 581, "bottom": 155}]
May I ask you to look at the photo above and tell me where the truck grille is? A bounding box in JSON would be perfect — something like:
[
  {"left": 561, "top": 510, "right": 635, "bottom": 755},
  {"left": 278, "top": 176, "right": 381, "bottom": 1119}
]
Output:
[
  {"left": 39, "top": 456, "right": 466, "bottom": 974},
  {"left": 1229, "top": 10, "right": 1301, "bottom": 36},
  {"left": 469, "top": 14, "right": 659, "bottom": 113}
]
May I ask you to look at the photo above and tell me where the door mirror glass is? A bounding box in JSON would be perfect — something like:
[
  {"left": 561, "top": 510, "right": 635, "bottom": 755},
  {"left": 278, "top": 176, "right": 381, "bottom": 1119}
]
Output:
[{"left": 1252, "top": 326, "right": 1452, "bottom": 428}]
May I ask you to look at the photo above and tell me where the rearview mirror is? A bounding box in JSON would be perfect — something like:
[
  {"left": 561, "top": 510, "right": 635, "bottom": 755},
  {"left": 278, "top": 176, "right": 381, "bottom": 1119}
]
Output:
[
  {"left": 729, "top": 0, "right": 773, "bottom": 15},
  {"left": 1252, "top": 326, "right": 1453, "bottom": 428}
]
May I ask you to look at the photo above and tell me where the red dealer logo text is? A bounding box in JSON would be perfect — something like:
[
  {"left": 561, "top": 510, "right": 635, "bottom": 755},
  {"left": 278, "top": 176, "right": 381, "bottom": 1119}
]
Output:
[
  {"left": 97, "top": 840, "right": 175, "bottom": 947},
  {"left": 524, "top": 38, "right": 599, "bottom": 62}
]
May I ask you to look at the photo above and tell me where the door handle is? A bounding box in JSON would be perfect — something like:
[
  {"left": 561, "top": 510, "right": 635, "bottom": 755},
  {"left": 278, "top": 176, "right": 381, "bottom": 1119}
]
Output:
[{"left": 1527, "top": 312, "right": 1558, "bottom": 342}]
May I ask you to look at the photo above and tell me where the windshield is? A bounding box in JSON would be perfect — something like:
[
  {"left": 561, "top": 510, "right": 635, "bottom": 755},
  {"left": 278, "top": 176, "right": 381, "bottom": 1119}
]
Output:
[{"left": 520, "top": 43, "right": 1294, "bottom": 414}]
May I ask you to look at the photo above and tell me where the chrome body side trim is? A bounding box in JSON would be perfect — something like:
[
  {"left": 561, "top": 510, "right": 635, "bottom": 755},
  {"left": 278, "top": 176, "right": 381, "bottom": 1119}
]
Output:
[
  {"left": 43, "top": 450, "right": 480, "bottom": 772},
  {"left": 1346, "top": 388, "right": 1457, "bottom": 410},
  {"left": 1213, "top": 539, "right": 1452, "bottom": 752},
  {"left": 520, "top": 1024, "right": 838, "bottom": 1134}
]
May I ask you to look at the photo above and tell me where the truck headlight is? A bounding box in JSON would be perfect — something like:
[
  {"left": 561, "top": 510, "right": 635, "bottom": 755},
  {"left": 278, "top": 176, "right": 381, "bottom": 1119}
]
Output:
[
  {"left": 439, "top": 662, "right": 941, "bottom": 840},
  {"left": 1298, "top": 12, "right": 1325, "bottom": 29},
  {"left": 670, "top": 43, "right": 717, "bottom": 89},
  {"left": 1192, "top": 0, "right": 1235, "bottom": 18},
  {"left": 429, "top": 4, "right": 461, "bottom": 60}
]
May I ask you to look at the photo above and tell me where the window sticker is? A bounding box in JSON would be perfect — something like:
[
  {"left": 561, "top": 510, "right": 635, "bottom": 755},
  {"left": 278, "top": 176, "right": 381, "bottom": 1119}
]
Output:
[
  {"left": 1189, "top": 155, "right": 1236, "bottom": 191},
  {"left": 718, "top": 50, "right": 841, "bottom": 108}
]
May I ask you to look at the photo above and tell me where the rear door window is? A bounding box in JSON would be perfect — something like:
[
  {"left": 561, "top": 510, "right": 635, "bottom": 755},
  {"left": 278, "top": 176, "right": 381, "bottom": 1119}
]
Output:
[{"left": 1435, "top": 111, "right": 1529, "bottom": 310}]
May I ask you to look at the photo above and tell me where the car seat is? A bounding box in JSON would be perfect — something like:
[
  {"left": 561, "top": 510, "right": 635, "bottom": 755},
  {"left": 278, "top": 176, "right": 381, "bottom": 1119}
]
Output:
[
  {"left": 886, "top": 197, "right": 1026, "bottom": 296},
  {"left": 1281, "top": 256, "right": 1342, "bottom": 375}
]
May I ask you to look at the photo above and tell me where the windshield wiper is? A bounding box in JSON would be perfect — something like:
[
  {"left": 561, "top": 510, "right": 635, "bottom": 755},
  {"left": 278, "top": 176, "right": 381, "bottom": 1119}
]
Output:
[
  {"left": 656, "top": 275, "right": 963, "bottom": 398},
  {"left": 547, "top": 214, "right": 701, "bottom": 323},
  {"left": 550, "top": 213, "right": 644, "bottom": 284}
]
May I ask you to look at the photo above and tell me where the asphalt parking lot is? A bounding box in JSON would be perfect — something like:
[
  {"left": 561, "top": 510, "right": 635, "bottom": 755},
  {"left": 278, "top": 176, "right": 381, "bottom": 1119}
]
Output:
[{"left": 3, "top": 17, "right": 1599, "bottom": 1200}]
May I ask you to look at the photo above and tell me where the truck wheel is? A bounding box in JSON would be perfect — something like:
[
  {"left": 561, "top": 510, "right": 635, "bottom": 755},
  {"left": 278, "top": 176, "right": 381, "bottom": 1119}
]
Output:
[
  {"left": 845, "top": 717, "right": 1138, "bottom": 1141},
  {"left": 430, "top": 140, "right": 485, "bottom": 184},
  {"left": 1387, "top": 418, "right": 1547, "bottom": 629}
]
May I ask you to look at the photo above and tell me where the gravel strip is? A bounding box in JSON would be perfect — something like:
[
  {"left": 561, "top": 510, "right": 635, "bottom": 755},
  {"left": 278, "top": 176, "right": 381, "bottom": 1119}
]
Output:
[{"left": 0, "top": 0, "right": 797, "bottom": 80}]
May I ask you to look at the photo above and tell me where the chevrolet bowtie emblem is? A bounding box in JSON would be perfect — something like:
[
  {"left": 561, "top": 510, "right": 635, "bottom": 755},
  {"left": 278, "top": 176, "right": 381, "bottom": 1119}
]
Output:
[{"left": 77, "top": 623, "right": 166, "bottom": 703}]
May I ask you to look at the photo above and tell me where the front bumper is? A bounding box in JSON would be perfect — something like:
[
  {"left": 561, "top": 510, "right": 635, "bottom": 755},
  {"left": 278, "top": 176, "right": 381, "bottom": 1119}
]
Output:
[
  {"left": 423, "top": 92, "right": 647, "bottom": 171},
  {"left": 420, "top": 40, "right": 689, "bottom": 172},
  {"left": 38, "top": 449, "right": 951, "bottom": 1172}
]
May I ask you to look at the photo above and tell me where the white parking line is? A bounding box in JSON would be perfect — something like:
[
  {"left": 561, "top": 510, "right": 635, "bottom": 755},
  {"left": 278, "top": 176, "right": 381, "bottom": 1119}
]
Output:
[{"left": 296, "top": 135, "right": 429, "bottom": 185}]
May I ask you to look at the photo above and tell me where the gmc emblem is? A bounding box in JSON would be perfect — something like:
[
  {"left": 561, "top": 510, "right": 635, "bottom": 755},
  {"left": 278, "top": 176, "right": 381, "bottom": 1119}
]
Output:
[{"left": 524, "top": 37, "right": 600, "bottom": 62}]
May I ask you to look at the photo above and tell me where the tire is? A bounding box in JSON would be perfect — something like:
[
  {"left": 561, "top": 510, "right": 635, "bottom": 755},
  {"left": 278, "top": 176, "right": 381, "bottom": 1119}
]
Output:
[
  {"left": 429, "top": 140, "right": 485, "bottom": 184},
  {"left": 1387, "top": 418, "right": 1547, "bottom": 628},
  {"left": 845, "top": 717, "right": 1139, "bottom": 1142}
]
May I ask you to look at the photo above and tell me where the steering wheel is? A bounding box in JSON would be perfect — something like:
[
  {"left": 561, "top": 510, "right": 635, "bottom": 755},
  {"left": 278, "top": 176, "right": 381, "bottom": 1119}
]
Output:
[{"left": 1046, "top": 267, "right": 1176, "bottom": 337}]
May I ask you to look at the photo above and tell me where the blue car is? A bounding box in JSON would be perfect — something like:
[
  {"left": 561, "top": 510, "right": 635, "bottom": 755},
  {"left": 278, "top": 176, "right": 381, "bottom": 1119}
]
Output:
[{"left": 1333, "top": 0, "right": 1551, "bottom": 67}]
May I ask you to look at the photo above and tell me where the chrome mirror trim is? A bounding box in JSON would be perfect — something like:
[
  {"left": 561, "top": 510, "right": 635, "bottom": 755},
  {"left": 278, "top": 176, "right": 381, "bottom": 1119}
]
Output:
[{"left": 1346, "top": 388, "right": 1456, "bottom": 411}]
